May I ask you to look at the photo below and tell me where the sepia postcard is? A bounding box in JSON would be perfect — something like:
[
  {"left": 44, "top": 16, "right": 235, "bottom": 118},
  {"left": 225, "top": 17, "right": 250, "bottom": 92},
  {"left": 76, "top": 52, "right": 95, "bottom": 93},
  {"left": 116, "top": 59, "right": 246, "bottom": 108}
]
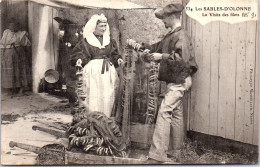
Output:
[{"left": 0, "top": 0, "right": 258, "bottom": 165}]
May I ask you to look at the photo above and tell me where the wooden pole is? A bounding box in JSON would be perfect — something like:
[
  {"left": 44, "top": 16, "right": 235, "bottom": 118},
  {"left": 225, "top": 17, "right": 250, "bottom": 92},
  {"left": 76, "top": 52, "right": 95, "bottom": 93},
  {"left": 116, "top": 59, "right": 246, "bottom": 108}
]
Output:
[
  {"left": 9, "top": 141, "right": 148, "bottom": 165},
  {"left": 32, "top": 125, "right": 66, "bottom": 138}
]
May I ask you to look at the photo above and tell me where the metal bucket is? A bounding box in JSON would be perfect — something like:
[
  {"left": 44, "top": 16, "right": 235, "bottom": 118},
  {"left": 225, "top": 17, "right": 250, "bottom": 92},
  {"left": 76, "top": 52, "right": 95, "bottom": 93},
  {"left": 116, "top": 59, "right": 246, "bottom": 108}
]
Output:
[{"left": 44, "top": 69, "right": 59, "bottom": 84}]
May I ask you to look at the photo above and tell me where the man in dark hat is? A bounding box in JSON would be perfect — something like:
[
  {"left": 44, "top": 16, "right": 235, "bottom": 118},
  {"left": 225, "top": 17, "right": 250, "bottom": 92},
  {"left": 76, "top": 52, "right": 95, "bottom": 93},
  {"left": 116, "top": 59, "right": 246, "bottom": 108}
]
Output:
[{"left": 132, "top": 3, "right": 198, "bottom": 163}]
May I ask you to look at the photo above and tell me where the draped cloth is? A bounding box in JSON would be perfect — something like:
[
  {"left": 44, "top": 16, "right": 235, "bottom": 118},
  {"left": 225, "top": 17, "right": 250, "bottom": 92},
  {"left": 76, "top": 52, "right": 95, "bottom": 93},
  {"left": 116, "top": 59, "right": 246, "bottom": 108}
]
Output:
[{"left": 0, "top": 29, "right": 31, "bottom": 89}]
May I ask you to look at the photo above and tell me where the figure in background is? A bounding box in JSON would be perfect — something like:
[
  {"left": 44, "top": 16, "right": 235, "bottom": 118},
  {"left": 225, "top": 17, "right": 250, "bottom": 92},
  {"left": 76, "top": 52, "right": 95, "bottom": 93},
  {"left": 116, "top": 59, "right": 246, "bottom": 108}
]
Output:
[
  {"left": 0, "top": 17, "right": 31, "bottom": 96},
  {"left": 70, "top": 14, "right": 124, "bottom": 117}
]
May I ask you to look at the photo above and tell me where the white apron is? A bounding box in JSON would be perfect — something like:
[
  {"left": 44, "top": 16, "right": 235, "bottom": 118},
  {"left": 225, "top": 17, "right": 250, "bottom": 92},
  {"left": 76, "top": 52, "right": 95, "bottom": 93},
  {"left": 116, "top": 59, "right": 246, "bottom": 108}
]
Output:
[{"left": 82, "top": 59, "right": 118, "bottom": 117}]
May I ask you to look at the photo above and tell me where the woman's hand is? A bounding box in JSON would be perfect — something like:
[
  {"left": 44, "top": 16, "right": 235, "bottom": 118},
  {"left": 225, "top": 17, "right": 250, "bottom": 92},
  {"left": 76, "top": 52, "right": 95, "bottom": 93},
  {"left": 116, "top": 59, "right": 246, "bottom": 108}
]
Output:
[
  {"left": 118, "top": 58, "right": 125, "bottom": 67},
  {"left": 76, "top": 59, "right": 82, "bottom": 67}
]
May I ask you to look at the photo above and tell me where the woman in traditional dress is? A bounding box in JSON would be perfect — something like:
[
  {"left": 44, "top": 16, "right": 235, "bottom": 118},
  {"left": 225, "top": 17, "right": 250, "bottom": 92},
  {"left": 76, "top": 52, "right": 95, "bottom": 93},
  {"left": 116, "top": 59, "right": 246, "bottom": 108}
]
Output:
[
  {"left": 70, "top": 14, "right": 124, "bottom": 117},
  {"left": 0, "top": 18, "right": 31, "bottom": 96}
]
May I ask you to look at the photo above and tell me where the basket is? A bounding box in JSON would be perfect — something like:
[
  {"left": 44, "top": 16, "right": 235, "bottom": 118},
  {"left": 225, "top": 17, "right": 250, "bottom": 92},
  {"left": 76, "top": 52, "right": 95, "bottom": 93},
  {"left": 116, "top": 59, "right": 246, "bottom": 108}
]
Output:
[{"left": 44, "top": 69, "right": 59, "bottom": 84}]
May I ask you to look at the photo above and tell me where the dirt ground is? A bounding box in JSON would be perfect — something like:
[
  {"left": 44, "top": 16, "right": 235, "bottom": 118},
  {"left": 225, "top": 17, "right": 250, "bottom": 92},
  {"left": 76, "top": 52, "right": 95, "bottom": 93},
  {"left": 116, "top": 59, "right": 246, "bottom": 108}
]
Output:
[
  {"left": 1, "top": 92, "right": 258, "bottom": 165},
  {"left": 1, "top": 92, "right": 73, "bottom": 165}
]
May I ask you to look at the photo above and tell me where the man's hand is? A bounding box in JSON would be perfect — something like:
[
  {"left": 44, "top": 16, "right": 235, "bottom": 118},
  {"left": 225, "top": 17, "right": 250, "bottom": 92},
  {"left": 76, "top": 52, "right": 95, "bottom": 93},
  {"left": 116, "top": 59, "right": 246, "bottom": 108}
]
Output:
[
  {"left": 143, "top": 49, "right": 150, "bottom": 55},
  {"left": 118, "top": 58, "right": 125, "bottom": 67},
  {"left": 150, "top": 53, "right": 163, "bottom": 61}
]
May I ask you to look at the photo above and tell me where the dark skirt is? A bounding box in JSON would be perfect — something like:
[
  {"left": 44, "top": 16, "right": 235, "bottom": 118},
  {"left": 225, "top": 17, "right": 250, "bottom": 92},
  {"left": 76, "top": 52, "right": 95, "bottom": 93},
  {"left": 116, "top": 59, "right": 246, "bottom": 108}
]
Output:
[{"left": 1, "top": 47, "right": 30, "bottom": 89}]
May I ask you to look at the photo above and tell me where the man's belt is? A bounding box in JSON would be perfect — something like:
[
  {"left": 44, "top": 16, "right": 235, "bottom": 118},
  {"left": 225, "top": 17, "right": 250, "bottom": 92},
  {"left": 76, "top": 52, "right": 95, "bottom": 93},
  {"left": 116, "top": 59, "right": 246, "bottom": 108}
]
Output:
[{"left": 158, "top": 58, "right": 190, "bottom": 84}]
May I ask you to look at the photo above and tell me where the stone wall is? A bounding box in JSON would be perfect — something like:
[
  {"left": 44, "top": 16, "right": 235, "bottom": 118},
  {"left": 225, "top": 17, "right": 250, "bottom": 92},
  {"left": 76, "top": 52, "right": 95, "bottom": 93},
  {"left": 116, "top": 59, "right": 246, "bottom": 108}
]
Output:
[{"left": 118, "top": 0, "right": 181, "bottom": 47}]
